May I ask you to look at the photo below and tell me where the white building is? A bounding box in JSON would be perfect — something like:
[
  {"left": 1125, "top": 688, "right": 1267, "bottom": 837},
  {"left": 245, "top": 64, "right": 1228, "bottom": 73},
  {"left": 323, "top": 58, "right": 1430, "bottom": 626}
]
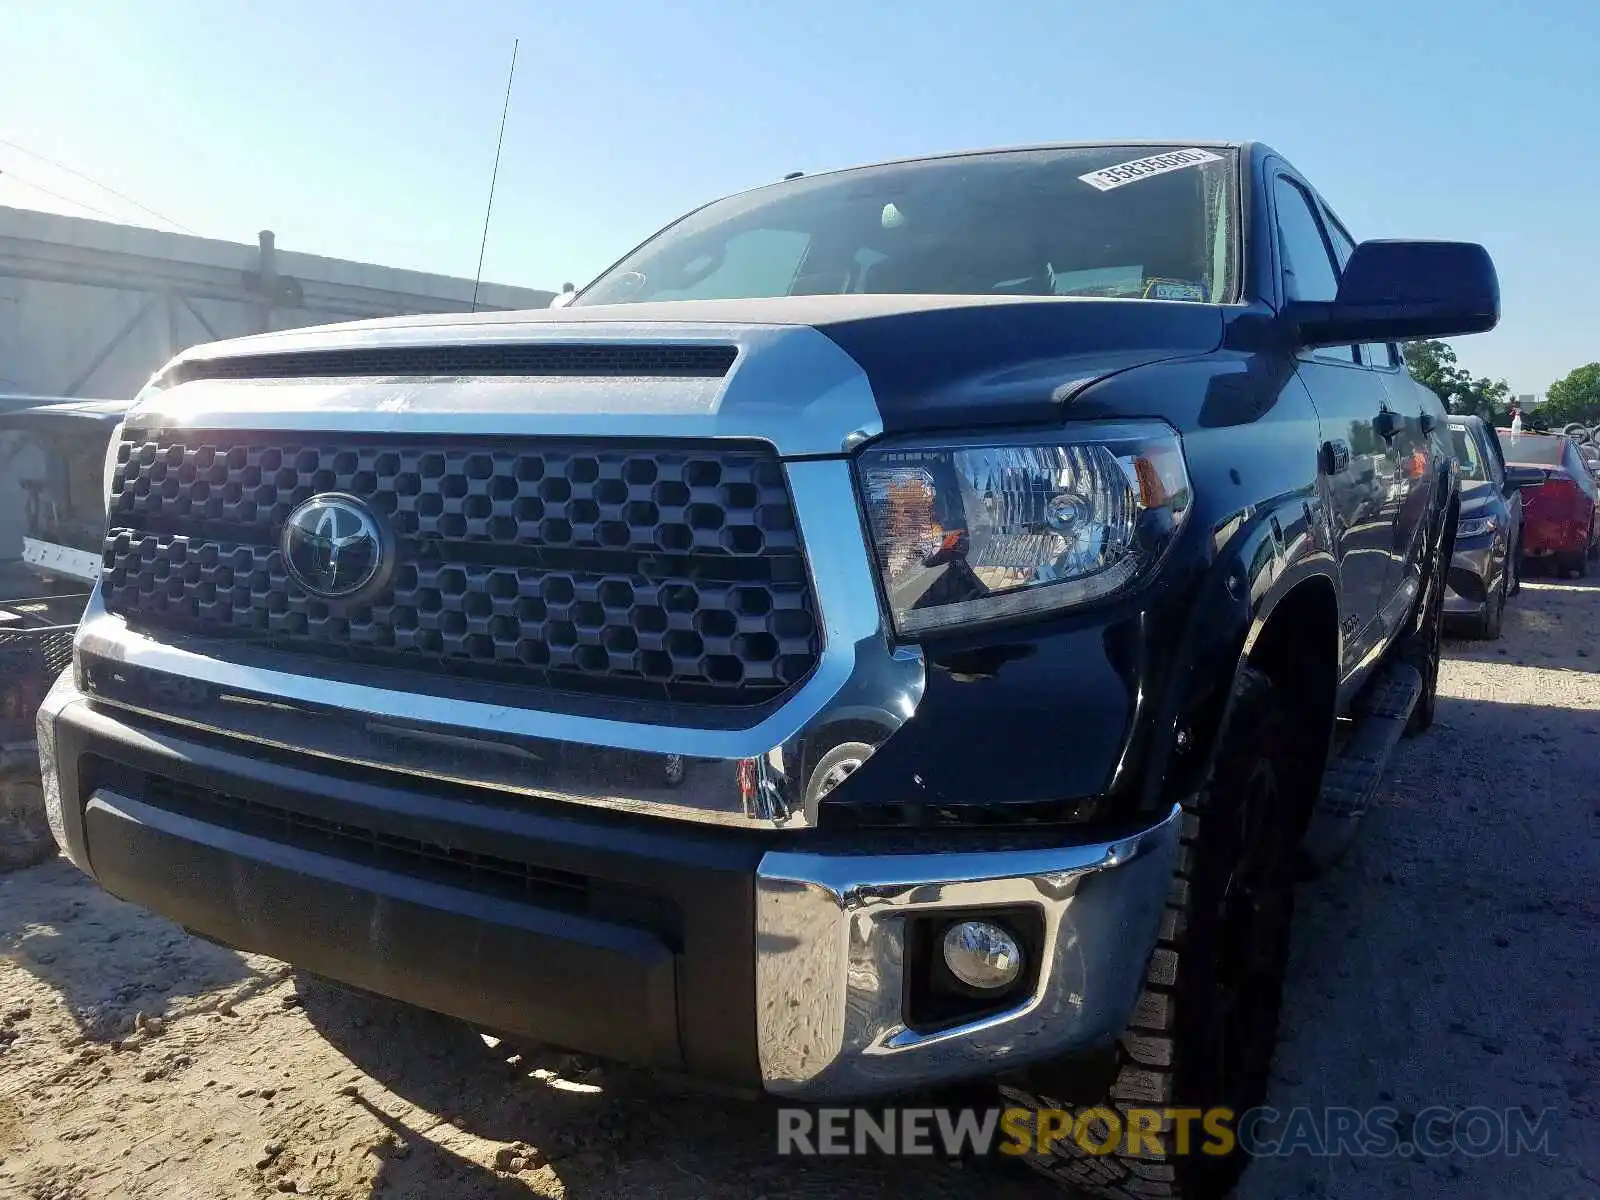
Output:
[{"left": 0, "top": 205, "right": 554, "bottom": 403}]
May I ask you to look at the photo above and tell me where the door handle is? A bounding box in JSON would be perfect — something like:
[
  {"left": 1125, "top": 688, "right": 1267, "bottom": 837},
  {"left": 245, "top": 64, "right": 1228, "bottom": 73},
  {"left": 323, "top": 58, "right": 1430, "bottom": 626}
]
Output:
[
  {"left": 1374, "top": 410, "right": 1400, "bottom": 443},
  {"left": 1420, "top": 412, "right": 1437, "bottom": 436},
  {"left": 1320, "top": 439, "right": 1350, "bottom": 475}
]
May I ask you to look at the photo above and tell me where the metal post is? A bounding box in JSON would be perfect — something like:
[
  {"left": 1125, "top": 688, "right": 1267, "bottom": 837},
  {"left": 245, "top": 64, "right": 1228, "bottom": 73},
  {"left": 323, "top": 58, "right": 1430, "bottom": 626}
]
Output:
[
  {"left": 257, "top": 230, "right": 276, "bottom": 334},
  {"left": 166, "top": 289, "right": 180, "bottom": 357}
]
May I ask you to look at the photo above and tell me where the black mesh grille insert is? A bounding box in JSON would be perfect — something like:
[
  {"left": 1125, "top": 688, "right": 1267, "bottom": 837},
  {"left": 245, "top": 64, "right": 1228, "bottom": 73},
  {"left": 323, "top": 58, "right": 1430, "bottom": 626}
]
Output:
[
  {"left": 103, "top": 432, "right": 820, "bottom": 706},
  {"left": 141, "top": 774, "right": 593, "bottom": 909},
  {"left": 168, "top": 343, "right": 737, "bottom": 384}
]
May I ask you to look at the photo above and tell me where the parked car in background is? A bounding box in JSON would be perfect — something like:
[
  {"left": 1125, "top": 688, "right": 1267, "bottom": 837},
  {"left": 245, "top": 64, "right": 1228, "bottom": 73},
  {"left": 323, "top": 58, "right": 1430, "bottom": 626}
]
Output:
[
  {"left": 0, "top": 398, "right": 134, "bottom": 590},
  {"left": 1, "top": 396, "right": 131, "bottom": 868},
  {"left": 1497, "top": 429, "right": 1600, "bottom": 577},
  {"left": 1561, "top": 421, "right": 1600, "bottom": 449},
  {"left": 1446, "top": 415, "right": 1523, "bottom": 637}
]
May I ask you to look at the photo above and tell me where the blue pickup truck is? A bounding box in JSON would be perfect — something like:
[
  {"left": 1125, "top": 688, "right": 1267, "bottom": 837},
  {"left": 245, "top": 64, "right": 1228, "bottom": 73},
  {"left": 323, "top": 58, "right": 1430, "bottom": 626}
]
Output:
[{"left": 37, "top": 142, "right": 1497, "bottom": 1197}]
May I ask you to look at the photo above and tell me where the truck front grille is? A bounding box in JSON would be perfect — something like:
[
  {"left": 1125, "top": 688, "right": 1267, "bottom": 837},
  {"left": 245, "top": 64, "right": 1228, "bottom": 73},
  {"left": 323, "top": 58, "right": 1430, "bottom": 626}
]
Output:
[{"left": 102, "top": 432, "right": 820, "bottom": 707}]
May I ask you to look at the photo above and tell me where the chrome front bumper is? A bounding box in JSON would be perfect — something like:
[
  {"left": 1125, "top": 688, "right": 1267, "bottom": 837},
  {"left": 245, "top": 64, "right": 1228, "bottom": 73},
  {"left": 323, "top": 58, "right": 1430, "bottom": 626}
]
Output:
[
  {"left": 40, "top": 668, "right": 1180, "bottom": 1097},
  {"left": 752, "top": 804, "right": 1182, "bottom": 1098}
]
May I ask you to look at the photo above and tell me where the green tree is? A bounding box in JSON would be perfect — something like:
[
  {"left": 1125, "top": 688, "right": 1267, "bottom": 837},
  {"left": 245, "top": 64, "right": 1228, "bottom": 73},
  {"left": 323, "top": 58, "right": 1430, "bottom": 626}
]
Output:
[
  {"left": 1400, "top": 339, "right": 1512, "bottom": 421},
  {"left": 1542, "top": 363, "right": 1600, "bottom": 426},
  {"left": 1402, "top": 339, "right": 1460, "bottom": 400}
]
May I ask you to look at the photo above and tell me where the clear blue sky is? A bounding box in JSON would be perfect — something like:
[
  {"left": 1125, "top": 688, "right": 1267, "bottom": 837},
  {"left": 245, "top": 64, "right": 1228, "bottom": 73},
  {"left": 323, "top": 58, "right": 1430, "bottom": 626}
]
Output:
[{"left": 3, "top": 0, "right": 1596, "bottom": 394}]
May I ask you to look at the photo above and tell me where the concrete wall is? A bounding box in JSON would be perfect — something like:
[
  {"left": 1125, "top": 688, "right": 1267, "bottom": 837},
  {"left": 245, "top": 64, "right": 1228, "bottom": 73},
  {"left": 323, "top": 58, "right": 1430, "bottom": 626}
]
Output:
[{"left": 0, "top": 205, "right": 555, "bottom": 403}]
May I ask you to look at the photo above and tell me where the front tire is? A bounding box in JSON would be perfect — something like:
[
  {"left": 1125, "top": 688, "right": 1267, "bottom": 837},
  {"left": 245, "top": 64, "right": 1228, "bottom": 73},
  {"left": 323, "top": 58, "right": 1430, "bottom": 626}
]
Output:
[
  {"left": 1468, "top": 564, "right": 1506, "bottom": 640},
  {"left": 1001, "top": 668, "right": 1303, "bottom": 1199}
]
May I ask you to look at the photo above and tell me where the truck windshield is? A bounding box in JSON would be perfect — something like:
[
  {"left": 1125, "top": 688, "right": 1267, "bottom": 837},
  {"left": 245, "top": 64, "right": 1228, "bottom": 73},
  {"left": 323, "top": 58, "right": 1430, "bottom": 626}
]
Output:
[{"left": 575, "top": 145, "right": 1239, "bottom": 306}]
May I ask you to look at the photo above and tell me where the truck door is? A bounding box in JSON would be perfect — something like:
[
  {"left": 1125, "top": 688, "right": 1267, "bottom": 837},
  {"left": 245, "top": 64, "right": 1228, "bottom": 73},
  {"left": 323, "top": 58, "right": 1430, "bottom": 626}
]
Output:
[
  {"left": 1271, "top": 173, "right": 1391, "bottom": 677},
  {"left": 1314, "top": 196, "right": 1433, "bottom": 638},
  {"left": 1364, "top": 341, "right": 1434, "bottom": 627}
]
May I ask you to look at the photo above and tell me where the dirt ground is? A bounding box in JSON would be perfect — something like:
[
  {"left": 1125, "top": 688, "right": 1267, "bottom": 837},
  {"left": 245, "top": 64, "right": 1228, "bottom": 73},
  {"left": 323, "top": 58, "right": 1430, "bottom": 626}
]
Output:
[{"left": 1, "top": 580, "right": 1597, "bottom": 1200}]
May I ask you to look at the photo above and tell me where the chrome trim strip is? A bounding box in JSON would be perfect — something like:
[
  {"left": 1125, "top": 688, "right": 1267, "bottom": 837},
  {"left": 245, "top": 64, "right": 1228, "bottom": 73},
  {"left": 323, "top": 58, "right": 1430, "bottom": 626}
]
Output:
[
  {"left": 134, "top": 323, "right": 883, "bottom": 460},
  {"left": 77, "top": 460, "right": 924, "bottom": 831},
  {"left": 754, "top": 805, "right": 1182, "bottom": 1097}
]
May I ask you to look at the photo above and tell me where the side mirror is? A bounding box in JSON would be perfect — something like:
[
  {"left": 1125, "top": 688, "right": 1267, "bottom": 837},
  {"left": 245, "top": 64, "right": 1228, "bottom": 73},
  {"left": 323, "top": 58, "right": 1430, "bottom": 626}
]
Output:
[
  {"left": 548, "top": 290, "right": 576, "bottom": 309},
  {"left": 1504, "top": 464, "right": 1547, "bottom": 492},
  {"left": 1288, "top": 240, "right": 1500, "bottom": 346}
]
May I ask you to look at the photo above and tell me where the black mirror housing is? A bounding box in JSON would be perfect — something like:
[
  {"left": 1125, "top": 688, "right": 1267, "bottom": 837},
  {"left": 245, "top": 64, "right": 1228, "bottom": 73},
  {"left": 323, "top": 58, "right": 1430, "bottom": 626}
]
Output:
[
  {"left": 1288, "top": 240, "right": 1500, "bottom": 347},
  {"left": 1503, "top": 464, "right": 1547, "bottom": 492}
]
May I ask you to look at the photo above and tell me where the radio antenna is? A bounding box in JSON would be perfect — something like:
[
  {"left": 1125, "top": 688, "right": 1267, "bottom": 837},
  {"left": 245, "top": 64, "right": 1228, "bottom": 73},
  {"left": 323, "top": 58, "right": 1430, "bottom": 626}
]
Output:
[{"left": 470, "top": 37, "right": 519, "bottom": 314}]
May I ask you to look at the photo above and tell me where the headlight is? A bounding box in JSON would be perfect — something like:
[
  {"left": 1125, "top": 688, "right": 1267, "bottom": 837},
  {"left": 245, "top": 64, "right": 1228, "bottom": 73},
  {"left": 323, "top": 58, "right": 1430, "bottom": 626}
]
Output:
[
  {"left": 1457, "top": 513, "right": 1498, "bottom": 538},
  {"left": 856, "top": 422, "right": 1191, "bottom": 635},
  {"left": 102, "top": 420, "right": 126, "bottom": 508}
]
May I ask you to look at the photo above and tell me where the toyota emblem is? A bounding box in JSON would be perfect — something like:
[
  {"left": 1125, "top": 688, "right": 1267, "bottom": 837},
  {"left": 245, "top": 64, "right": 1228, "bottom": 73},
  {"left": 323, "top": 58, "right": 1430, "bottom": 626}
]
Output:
[{"left": 280, "top": 493, "right": 387, "bottom": 599}]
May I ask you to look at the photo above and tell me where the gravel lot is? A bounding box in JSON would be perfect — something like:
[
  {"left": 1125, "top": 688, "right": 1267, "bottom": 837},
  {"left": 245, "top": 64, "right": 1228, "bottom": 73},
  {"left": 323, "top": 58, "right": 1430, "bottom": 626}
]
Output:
[{"left": 1, "top": 579, "right": 1596, "bottom": 1199}]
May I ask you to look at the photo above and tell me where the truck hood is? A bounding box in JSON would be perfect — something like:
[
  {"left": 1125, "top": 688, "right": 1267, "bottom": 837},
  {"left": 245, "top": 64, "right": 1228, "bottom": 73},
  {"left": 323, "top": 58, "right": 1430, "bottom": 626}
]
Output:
[{"left": 140, "top": 295, "right": 1226, "bottom": 457}]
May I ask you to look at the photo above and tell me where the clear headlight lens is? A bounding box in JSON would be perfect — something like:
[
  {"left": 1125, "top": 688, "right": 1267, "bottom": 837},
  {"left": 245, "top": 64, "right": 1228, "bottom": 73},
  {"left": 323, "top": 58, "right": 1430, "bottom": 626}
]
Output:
[
  {"left": 857, "top": 422, "right": 1191, "bottom": 636},
  {"left": 1457, "top": 513, "right": 1498, "bottom": 538}
]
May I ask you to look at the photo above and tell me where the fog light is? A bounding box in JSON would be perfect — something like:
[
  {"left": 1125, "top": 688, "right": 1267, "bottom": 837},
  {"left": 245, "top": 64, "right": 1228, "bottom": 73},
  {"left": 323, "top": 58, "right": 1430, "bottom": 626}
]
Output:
[{"left": 941, "top": 920, "right": 1023, "bottom": 991}]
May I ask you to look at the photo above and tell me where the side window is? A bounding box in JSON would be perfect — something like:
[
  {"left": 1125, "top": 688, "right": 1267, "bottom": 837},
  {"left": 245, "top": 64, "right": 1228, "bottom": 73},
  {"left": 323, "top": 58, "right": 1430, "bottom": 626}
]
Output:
[
  {"left": 1275, "top": 178, "right": 1340, "bottom": 301},
  {"left": 1325, "top": 208, "right": 1372, "bottom": 369},
  {"left": 1483, "top": 428, "right": 1507, "bottom": 487},
  {"left": 1568, "top": 444, "right": 1598, "bottom": 500},
  {"left": 1328, "top": 211, "right": 1402, "bottom": 377},
  {"left": 1322, "top": 210, "right": 1356, "bottom": 272},
  {"left": 1274, "top": 177, "right": 1353, "bottom": 363},
  {"left": 1324, "top": 219, "right": 1350, "bottom": 272}
]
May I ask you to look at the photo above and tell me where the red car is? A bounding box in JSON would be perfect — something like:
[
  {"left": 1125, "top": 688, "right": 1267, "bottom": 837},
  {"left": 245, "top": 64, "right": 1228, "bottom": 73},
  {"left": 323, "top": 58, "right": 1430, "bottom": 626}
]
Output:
[{"left": 1496, "top": 429, "right": 1600, "bottom": 576}]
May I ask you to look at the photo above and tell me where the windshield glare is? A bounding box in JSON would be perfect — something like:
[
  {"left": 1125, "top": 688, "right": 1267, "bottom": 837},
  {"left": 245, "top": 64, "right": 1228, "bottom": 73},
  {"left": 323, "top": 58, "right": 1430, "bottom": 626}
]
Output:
[{"left": 576, "top": 146, "right": 1239, "bottom": 307}]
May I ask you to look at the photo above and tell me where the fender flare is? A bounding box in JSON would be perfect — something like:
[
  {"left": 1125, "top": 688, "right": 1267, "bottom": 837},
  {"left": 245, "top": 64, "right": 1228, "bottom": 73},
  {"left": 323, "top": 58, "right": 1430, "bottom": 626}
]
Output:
[{"left": 1133, "top": 489, "right": 1340, "bottom": 820}]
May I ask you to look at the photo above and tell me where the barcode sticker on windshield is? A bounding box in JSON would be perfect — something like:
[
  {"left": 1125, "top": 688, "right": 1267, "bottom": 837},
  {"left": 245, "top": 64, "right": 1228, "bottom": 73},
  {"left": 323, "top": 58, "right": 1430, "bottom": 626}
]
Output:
[{"left": 1079, "top": 148, "right": 1223, "bottom": 192}]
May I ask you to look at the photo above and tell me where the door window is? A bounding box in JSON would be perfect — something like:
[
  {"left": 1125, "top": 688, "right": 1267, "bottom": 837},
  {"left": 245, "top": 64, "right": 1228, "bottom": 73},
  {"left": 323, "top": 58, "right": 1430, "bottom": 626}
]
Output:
[
  {"left": 1275, "top": 178, "right": 1340, "bottom": 301},
  {"left": 1566, "top": 443, "right": 1599, "bottom": 501},
  {"left": 1482, "top": 426, "right": 1507, "bottom": 487},
  {"left": 1362, "top": 343, "right": 1395, "bottom": 369},
  {"left": 1322, "top": 209, "right": 1357, "bottom": 271},
  {"left": 1275, "top": 177, "right": 1353, "bottom": 363},
  {"left": 1451, "top": 426, "right": 1488, "bottom": 481}
]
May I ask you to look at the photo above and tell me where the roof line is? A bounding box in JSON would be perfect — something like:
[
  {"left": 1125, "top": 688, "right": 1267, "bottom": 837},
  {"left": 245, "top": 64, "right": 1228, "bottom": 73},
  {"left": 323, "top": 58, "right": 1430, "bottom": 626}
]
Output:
[{"left": 770, "top": 139, "right": 1245, "bottom": 185}]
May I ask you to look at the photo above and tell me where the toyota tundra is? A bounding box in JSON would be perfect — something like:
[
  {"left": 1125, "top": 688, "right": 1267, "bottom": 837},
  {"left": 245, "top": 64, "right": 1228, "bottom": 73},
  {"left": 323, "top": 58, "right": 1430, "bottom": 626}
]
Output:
[{"left": 37, "top": 141, "right": 1498, "bottom": 1197}]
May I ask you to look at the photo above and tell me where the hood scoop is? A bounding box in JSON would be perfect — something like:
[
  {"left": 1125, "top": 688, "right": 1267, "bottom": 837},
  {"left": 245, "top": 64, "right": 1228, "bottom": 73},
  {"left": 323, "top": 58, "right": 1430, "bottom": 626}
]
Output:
[{"left": 169, "top": 342, "right": 738, "bottom": 385}]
